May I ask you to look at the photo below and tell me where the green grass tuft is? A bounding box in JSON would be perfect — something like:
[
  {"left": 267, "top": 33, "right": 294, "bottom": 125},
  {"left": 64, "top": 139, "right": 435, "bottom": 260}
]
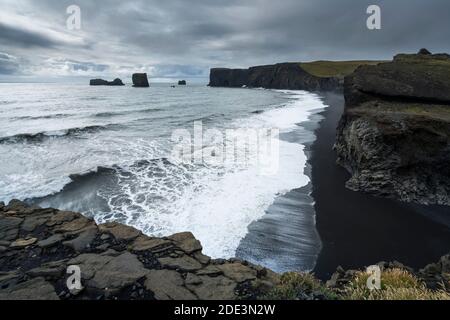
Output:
[
  {"left": 262, "top": 272, "right": 338, "bottom": 300},
  {"left": 341, "top": 269, "right": 450, "bottom": 300}
]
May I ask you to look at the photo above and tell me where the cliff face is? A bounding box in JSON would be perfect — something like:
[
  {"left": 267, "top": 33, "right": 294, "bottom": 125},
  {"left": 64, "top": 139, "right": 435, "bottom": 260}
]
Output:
[
  {"left": 209, "top": 63, "right": 341, "bottom": 91},
  {"left": 335, "top": 51, "right": 450, "bottom": 205}
]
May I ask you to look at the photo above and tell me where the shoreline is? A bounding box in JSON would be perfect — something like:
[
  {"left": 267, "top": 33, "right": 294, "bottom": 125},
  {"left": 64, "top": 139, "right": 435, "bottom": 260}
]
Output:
[
  {"left": 236, "top": 90, "right": 327, "bottom": 273},
  {"left": 311, "top": 92, "right": 450, "bottom": 280}
]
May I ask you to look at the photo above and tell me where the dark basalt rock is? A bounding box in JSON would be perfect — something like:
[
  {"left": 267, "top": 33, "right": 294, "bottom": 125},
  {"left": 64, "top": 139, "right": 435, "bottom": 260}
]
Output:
[
  {"left": 1, "top": 201, "right": 449, "bottom": 300},
  {"left": 178, "top": 80, "right": 187, "bottom": 85},
  {"left": 132, "top": 73, "right": 150, "bottom": 87},
  {"left": 336, "top": 51, "right": 450, "bottom": 205},
  {"left": 90, "top": 78, "right": 124, "bottom": 86},
  {"left": 209, "top": 63, "right": 341, "bottom": 92},
  {"left": 0, "top": 201, "right": 280, "bottom": 300},
  {"left": 418, "top": 48, "right": 432, "bottom": 55}
]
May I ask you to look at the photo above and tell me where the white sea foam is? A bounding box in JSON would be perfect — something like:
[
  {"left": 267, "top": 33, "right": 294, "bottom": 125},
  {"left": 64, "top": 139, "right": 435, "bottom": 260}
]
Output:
[
  {"left": 0, "top": 84, "right": 327, "bottom": 261},
  {"left": 106, "top": 90, "right": 327, "bottom": 258}
]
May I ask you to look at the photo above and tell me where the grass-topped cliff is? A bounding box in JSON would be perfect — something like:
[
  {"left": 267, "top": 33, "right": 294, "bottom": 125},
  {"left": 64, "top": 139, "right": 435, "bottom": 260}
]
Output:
[
  {"left": 299, "top": 60, "right": 382, "bottom": 78},
  {"left": 209, "top": 60, "right": 382, "bottom": 92},
  {"left": 336, "top": 49, "right": 450, "bottom": 205}
]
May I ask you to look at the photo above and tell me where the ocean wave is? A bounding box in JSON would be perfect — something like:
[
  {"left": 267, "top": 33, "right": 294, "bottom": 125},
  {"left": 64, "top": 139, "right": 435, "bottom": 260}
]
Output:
[
  {"left": 94, "top": 112, "right": 125, "bottom": 118},
  {"left": 0, "top": 124, "right": 121, "bottom": 144},
  {"left": 11, "top": 113, "right": 71, "bottom": 121}
]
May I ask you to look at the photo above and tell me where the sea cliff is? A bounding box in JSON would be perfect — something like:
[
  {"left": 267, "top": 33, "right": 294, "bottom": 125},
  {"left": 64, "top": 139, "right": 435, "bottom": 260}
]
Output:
[
  {"left": 335, "top": 50, "right": 450, "bottom": 205},
  {"left": 209, "top": 63, "right": 341, "bottom": 91},
  {"left": 209, "top": 61, "right": 381, "bottom": 92}
]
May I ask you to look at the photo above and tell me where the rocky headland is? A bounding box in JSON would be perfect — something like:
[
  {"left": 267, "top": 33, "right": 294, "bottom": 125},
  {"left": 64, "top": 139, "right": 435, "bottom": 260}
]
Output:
[
  {"left": 335, "top": 50, "right": 450, "bottom": 205},
  {"left": 208, "top": 61, "right": 380, "bottom": 92},
  {"left": 0, "top": 200, "right": 449, "bottom": 300},
  {"left": 209, "top": 63, "right": 341, "bottom": 91}
]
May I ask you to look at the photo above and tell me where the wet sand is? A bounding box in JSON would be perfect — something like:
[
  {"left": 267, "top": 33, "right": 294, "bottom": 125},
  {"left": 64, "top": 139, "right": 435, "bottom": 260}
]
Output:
[{"left": 312, "top": 92, "right": 450, "bottom": 280}]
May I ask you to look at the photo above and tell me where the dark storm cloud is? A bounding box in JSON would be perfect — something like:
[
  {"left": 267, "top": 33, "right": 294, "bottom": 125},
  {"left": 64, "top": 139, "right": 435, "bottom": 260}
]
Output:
[
  {"left": 0, "top": 52, "right": 20, "bottom": 75},
  {"left": 0, "top": 23, "right": 57, "bottom": 48},
  {"left": 2, "top": 0, "right": 450, "bottom": 78}
]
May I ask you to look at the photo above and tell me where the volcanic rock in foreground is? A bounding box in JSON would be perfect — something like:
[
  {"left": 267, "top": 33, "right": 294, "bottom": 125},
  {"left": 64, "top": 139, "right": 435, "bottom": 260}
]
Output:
[
  {"left": 90, "top": 78, "right": 124, "bottom": 86},
  {"left": 0, "top": 201, "right": 279, "bottom": 300},
  {"left": 0, "top": 200, "right": 449, "bottom": 300},
  {"left": 132, "top": 73, "right": 150, "bottom": 87},
  {"left": 335, "top": 50, "right": 450, "bottom": 205}
]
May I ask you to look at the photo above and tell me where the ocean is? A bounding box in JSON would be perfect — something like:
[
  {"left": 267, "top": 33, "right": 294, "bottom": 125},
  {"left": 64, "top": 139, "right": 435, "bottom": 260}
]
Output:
[{"left": 0, "top": 82, "right": 327, "bottom": 272}]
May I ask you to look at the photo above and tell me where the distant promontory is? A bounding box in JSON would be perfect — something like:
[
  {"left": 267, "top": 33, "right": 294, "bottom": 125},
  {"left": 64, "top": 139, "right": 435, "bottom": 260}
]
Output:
[{"left": 208, "top": 61, "right": 380, "bottom": 92}]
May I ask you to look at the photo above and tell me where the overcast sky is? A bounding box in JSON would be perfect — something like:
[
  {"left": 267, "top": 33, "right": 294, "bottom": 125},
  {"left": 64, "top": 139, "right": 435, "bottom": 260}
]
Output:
[{"left": 1, "top": 0, "right": 449, "bottom": 82}]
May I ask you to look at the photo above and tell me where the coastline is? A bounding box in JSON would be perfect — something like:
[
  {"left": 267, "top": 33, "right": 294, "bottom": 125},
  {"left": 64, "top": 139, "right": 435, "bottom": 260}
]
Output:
[
  {"left": 311, "top": 92, "right": 450, "bottom": 280},
  {"left": 236, "top": 90, "right": 326, "bottom": 273}
]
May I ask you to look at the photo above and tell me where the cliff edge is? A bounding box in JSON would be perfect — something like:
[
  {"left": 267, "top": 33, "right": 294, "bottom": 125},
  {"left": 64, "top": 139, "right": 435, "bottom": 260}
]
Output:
[
  {"left": 335, "top": 50, "right": 450, "bottom": 205},
  {"left": 0, "top": 200, "right": 449, "bottom": 300},
  {"left": 209, "top": 61, "right": 381, "bottom": 92}
]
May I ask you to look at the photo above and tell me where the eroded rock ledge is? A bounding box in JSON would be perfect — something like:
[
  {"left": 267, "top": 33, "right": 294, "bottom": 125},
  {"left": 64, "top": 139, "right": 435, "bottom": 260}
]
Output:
[
  {"left": 0, "top": 200, "right": 279, "bottom": 300},
  {"left": 335, "top": 50, "right": 450, "bottom": 205},
  {"left": 1, "top": 200, "right": 449, "bottom": 300}
]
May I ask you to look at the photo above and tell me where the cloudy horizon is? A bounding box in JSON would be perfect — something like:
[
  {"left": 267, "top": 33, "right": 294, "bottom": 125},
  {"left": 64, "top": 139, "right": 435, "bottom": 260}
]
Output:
[{"left": 1, "top": 0, "right": 449, "bottom": 83}]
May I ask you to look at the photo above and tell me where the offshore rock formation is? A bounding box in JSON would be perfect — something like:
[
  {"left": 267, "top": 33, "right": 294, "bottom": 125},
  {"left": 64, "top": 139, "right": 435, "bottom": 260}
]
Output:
[
  {"left": 335, "top": 50, "right": 450, "bottom": 205},
  {"left": 178, "top": 80, "right": 187, "bottom": 85},
  {"left": 0, "top": 200, "right": 279, "bottom": 300},
  {"left": 132, "top": 73, "right": 150, "bottom": 87},
  {"left": 90, "top": 78, "right": 124, "bottom": 86},
  {"left": 209, "top": 63, "right": 341, "bottom": 91}
]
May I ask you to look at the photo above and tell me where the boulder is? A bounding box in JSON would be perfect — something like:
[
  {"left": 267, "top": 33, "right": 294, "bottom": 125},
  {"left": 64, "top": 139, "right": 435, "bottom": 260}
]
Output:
[
  {"left": 168, "top": 232, "right": 202, "bottom": 254},
  {"left": 132, "top": 73, "right": 150, "bottom": 87}
]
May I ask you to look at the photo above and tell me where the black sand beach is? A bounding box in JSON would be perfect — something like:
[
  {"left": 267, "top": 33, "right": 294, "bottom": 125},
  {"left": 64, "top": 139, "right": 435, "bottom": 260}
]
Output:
[{"left": 312, "top": 92, "right": 450, "bottom": 280}]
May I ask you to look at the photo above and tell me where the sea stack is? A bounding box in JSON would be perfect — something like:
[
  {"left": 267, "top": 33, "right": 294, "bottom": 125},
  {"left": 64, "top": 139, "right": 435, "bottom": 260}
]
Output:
[
  {"left": 90, "top": 78, "right": 124, "bottom": 86},
  {"left": 132, "top": 73, "right": 150, "bottom": 87}
]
